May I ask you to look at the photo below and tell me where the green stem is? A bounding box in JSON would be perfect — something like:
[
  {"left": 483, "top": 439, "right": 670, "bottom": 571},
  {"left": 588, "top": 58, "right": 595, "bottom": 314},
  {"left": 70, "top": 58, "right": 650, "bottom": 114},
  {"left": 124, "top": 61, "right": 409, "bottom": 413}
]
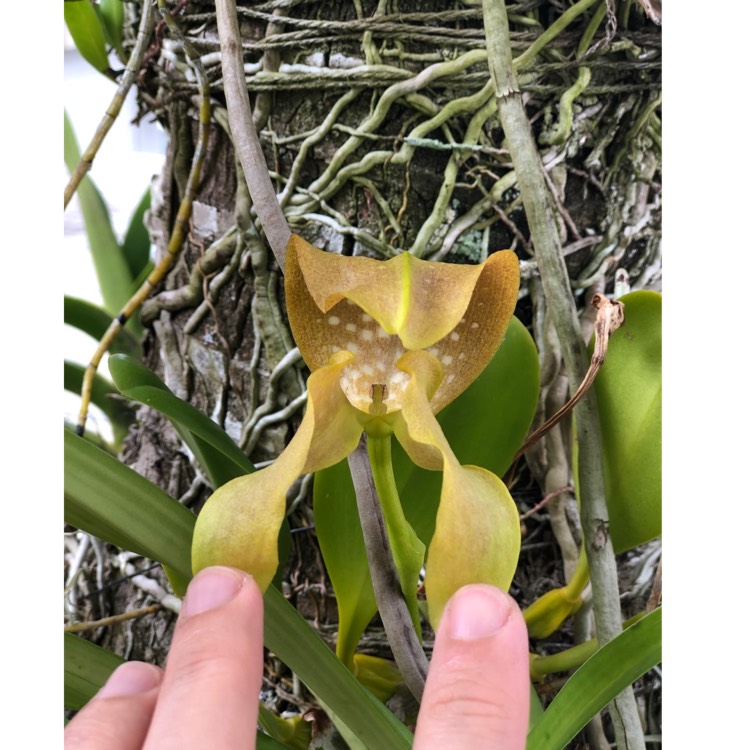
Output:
[
  {"left": 481, "top": 2, "right": 646, "bottom": 748},
  {"left": 347, "top": 437, "right": 428, "bottom": 701},
  {"left": 367, "top": 434, "right": 425, "bottom": 633},
  {"left": 530, "top": 611, "right": 646, "bottom": 680}
]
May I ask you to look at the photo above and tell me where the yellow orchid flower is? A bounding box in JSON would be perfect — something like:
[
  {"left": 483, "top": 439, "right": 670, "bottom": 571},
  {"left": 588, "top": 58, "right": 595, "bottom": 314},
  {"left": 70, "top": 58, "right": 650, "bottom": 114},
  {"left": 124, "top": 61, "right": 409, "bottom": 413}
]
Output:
[{"left": 192, "top": 234, "right": 522, "bottom": 627}]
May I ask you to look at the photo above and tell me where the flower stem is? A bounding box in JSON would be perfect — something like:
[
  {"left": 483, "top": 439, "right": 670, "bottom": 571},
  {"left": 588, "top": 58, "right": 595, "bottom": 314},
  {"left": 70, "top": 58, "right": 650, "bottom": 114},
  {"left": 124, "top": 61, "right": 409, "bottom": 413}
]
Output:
[
  {"left": 347, "top": 436, "right": 428, "bottom": 701},
  {"left": 367, "top": 434, "right": 425, "bottom": 634}
]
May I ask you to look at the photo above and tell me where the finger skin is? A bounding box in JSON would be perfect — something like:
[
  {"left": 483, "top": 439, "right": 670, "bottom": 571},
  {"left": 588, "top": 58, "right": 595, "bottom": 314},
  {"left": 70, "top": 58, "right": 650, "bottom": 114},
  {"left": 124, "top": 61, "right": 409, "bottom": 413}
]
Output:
[
  {"left": 65, "top": 662, "right": 163, "bottom": 750},
  {"left": 143, "top": 567, "right": 264, "bottom": 750},
  {"left": 414, "top": 584, "right": 530, "bottom": 750}
]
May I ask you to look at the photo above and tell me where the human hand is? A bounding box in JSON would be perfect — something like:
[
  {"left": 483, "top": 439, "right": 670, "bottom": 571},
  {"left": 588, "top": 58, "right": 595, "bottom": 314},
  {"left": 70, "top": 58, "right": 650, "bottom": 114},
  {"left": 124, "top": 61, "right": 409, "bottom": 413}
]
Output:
[
  {"left": 65, "top": 568, "right": 529, "bottom": 749},
  {"left": 413, "top": 583, "right": 530, "bottom": 749}
]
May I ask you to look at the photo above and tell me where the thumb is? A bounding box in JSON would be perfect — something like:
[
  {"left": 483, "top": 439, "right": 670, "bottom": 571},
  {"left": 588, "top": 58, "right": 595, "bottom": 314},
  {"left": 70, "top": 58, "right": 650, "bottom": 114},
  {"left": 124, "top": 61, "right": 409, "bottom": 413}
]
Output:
[{"left": 414, "top": 584, "right": 530, "bottom": 750}]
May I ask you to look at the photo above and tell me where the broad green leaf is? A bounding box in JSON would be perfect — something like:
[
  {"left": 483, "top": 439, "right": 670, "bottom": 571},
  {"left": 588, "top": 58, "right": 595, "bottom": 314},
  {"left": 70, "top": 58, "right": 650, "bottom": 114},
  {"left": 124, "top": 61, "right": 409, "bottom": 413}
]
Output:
[
  {"left": 314, "top": 317, "right": 539, "bottom": 664},
  {"left": 65, "top": 427, "right": 195, "bottom": 576},
  {"left": 592, "top": 291, "right": 661, "bottom": 552},
  {"left": 121, "top": 186, "right": 152, "bottom": 281},
  {"left": 314, "top": 459, "right": 377, "bottom": 668},
  {"left": 108, "top": 354, "right": 254, "bottom": 488},
  {"left": 64, "top": 428, "right": 411, "bottom": 747},
  {"left": 64, "top": 0, "right": 111, "bottom": 75},
  {"left": 98, "top": 0, "right": 124, "bottom": 53},
  {"left": 526, "top": 607, "right": 662, "bottom": 750},
  {"left": 64, "top": 110, "right": 136, "bottom": 328},
  {"left": 64, "top": 296, "right": 140, "bottom": 356},
  {"left": 64, "top": 633, "right": 124, "bottom": 710},
  {"left": 64, "top": 360, "right": 134, "bottom": 447}
]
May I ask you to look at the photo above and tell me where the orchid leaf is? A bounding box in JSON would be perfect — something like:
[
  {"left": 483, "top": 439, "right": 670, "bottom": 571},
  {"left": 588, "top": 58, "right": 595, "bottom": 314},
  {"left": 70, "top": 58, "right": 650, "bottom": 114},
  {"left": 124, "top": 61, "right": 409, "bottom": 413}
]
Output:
[
  {"left": 64, "top": 1, "right": 111, "bottom": 76},
  {"left": 527, "top": 607, "right": 662, "bottom": 750},
  {"left": 64, "top": 111, "right": 135, "bottom": 323},
  {"left": 313, "top": 459, "right": 377, "bottom": 668},
  {"left": 64, "top": 296, "right": 140, "bottom": 356},
  {"left": 64, "top": 633, "right": 124, "bottom": 711},
  {"left": 121, "top": 186, "right": 152, "bottom": 281},
  {"left": 64, "top": 427, "right": 195, "bottom": 575},
  {"left": 591, "top": 291, "right": 661, "bottom": 552},
  {"left": 108, "top": 354, "right": 254, "bottom": 488},
  {"left": 64, "top": 360, "right": 134, "bottom": 448},
  {"left": 98, "top": 0, "right": 125, "bottom": 54}
]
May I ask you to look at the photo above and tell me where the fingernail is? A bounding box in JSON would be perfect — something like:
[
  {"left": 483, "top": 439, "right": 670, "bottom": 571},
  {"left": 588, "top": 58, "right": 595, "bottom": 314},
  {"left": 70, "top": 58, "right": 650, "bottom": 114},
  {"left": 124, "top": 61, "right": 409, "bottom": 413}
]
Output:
[
  {"left": 99, "top": 662, "right": 162, "bottom": 698},
  {"left": 445, "top": 584, "right": 512, "bottom": 640},
  {"left": 182, "top": 566, "right": 246, "bottom": 618}
]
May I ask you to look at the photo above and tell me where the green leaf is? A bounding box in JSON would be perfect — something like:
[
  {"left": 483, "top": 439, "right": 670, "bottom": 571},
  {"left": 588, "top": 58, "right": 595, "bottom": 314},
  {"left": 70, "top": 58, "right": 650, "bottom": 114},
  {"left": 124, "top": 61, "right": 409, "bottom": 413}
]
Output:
[
  {"left": 314, "top": 317, "right": 539, "bottom": 664},
  {"left": 64, "top": 360, "right": 134, "bottom": 447},
  {"left": 526, "top": 607, "right": 662, "bottom": 750},
  {"left": 108, "top": 354, "right": 254, "bottom": 488},
  {"left": 64, "top": 633, "right": 124, "bottom": 711},
  {"left": 592, "top": 291, "right": 661, "bottom": 552},
  {"left": 64, "top": 427, "right": 195, "bottom": 575},
  {"left": 314, "top": 459, "right": 377, "bottom": 668},
  {"left": 64, "top": 431, "right": 411, "bottom": 747},
  {"left": 64, "top": 296, "right": 140, "bottom": 356},
  {"left": 64, "top": 110, "right": 137, "bottom": 328},
  {"left": 64, "top": 0, "right": 111, "bottom": 75},
  {"left": 121, "top": 186, "right": 152, "bottom": 281},
  {"left": 98, "top": 0, "right": 124, "bottom": 53}
]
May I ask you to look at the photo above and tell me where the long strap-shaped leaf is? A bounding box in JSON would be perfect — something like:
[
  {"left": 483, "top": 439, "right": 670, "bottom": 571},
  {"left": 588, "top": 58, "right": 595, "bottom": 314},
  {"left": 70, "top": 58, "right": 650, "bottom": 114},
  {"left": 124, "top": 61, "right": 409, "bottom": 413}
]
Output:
[
  {"left": 64, "top": 430, "right": 412, "bottom": 749},
  {"left": 526, "top": 607, "right": 662, "bottom": 750},
  {"left": 108, "top": 354, "right": 254, "bottom": 488}
]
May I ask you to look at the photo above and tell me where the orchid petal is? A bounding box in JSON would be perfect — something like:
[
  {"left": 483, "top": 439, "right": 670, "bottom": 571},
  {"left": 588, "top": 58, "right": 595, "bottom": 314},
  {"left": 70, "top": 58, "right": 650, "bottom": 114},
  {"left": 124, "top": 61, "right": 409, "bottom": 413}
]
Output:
[
  {"left": 192, "top": 351, "right": 363, "bottom": 590},
  {"left": 394, "top": 350, "right": 521, "bottom": 629}
]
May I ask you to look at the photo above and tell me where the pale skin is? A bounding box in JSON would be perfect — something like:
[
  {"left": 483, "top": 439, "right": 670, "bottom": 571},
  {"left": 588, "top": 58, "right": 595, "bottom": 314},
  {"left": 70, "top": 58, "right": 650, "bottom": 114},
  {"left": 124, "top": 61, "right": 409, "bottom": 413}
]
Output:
[{"left": 65, "top": 567, "right": 530, "bottom": 750}]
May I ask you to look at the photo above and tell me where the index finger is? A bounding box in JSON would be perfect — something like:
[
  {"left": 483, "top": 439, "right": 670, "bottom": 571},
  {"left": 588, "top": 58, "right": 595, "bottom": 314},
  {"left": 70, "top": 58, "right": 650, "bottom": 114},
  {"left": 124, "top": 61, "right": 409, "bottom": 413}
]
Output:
[{"left": 143, "top": 567, "right": 264, "bottom": 750}]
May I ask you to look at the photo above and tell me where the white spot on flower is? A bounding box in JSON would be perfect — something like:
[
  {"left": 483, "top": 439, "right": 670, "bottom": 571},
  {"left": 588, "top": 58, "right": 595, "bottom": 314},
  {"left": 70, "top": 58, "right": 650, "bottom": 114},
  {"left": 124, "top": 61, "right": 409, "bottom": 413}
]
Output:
[
  {"left": 345, "top": 323, "right": 357, "bottom": 332},
  {"left": 360, "top": 329, "right": 374, "bottom": 342},
  {"left": 471, "top": 322, "right": 479, "bottom": 329},
  {"left": 328, "top": 316, "right": 340, "bottom": 326},
  {"left": 362, "top": 364, "right": 375, "bottom": 376},
  {"left": 441, "top": 355, "right": 454, "bottom": 366},
  {"left": 361, "top": 313, "right": 373, "bottom": 322},
  {"left": 346, "top": 342, "right": 360, "bottom": 354},
  {"left": 450, "top": 331, "right": 460, "bottom": 341}
]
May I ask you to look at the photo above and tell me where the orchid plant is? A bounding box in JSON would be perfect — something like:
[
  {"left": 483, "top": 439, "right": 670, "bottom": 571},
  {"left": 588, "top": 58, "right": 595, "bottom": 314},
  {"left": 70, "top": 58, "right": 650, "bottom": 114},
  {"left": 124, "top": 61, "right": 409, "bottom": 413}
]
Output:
[{"left": 193, "top": 234, "right": 522, "bottom": 627}]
